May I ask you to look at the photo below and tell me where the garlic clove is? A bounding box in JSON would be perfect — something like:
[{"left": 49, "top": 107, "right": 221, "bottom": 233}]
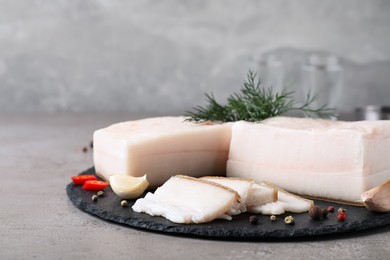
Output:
[
  {"left": 109, "top": 174, "right": 149, "bottom": 199},
  {"left": 361, "top": 179, "right": 390, "bottom": 212}
]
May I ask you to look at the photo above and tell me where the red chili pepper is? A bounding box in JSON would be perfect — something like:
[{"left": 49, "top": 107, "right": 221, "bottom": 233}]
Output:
[
  {"left": 82, "top": 180, "right": 109, "bottom": 191},
  {"left": 71, "top": 175, "right": 98, "bottom": 185},
  {"left": 337, "top": 212, "right": 346, "bottom": 221}
]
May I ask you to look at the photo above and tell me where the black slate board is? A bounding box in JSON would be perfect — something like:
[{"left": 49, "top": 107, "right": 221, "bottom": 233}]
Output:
[{"left": 67, "top": 167, "right": 390, "bottom": 240}]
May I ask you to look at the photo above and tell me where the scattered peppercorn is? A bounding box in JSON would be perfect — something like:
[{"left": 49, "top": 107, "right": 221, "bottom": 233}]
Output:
[
  {"left": 120, "top": 200, "right": 128, "bottom": 207},
  {"left": 97, "top": 191, "right": 104, "bottom": 197},
  {"left": 90, "top": 141, "right": 93, "bottom": 149},
  {"left": 92, "top": 195, "right": 98, "bottom": 202},
  {"left": 249, "top": 215, "right": 259, "bottom": 225},
  {"left": 270, "top": 215, "right": 277, "bottom": 222},
  {"left": 338, "top": 207, "right": 347, "bottom": 213},
  {"left": 327, "top": 206, "right": 335, "bottom": 213},
  {"left": 322, "top": 208, "right": 329, "bottom": 218},
  {"left": 82, "top": 146, "right": 88, "bottom": 153},
  {"left": 309, "top": 205, "right": 323, "bottom": 220},
  {"left": 337, "top": 212, "right": 346, "bottom": 221},
  {"left": 284, "top": 215, "right": 295, "bottom": 225}
]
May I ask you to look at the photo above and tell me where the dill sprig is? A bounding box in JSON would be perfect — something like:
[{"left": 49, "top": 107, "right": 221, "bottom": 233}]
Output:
[{"left": 185, "top": 70, "right": 336, "bottom": 123}]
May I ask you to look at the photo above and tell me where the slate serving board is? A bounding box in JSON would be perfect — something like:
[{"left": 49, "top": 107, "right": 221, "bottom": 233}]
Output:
[{"left": 67, "top": 167, "right": 390, "bottom": 240}]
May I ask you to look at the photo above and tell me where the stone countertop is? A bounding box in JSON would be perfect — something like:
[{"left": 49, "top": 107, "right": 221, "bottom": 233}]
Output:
[{"left": 2, "top": 113, "right": 390, "bottom": 260}]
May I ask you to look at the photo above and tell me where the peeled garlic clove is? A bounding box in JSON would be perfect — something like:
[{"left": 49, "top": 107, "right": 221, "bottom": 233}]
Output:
[
  {"left": 109, "top": 174, "right": 149, "bottom": 199},
  {"left": 361, "top": 179, "right": 390, "bottom": 212}
]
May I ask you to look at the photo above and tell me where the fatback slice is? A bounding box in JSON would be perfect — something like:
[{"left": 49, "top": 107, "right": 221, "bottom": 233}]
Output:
[{"left": 132, "top": 175, "right": 240, "bottom": 224}]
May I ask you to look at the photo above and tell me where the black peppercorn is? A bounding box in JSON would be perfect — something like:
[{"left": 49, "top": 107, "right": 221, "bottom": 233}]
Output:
[
  {"left": 309, "top": 205, "right": 323, "bottom": 220},
  {"left": 322, "top": 208, "right": 329, "bottom": 218},
  {"left": 249, "top": 215, "right": 259, "bottom": 225}
]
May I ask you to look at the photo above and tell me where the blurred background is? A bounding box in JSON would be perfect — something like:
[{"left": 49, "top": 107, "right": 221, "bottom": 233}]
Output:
[{"left": 0, "top": 0, "right": 389, "bottom": 119}]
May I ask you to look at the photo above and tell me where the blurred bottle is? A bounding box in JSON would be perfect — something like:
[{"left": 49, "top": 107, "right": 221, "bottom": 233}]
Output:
[
  {"left": 302, "top": 55, "right": 326, "bottom": 108},
  {"left": 356, "top": 106, "right": 390, "bottom": 120},
  {"left": 325, "top": 55, "right": 343, "bottom": 109},
  {"left": 258, "top": 54, "right": 284, "bottom": 94},
  {"left": 301, "top": 54, "right": 343, "bottom": 112}
]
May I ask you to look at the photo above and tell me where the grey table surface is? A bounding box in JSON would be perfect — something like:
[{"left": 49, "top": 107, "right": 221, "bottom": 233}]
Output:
[{"left": 2, "top": 113, "right": 390, "bottom": 260}]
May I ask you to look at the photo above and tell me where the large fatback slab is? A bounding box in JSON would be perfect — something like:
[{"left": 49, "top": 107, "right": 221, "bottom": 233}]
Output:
[
  {"left": 227, "top": 117, "right": 390, "bottom": 203},
  {"left": 93, "top": 117, "right": 231, "bottom": 187}
]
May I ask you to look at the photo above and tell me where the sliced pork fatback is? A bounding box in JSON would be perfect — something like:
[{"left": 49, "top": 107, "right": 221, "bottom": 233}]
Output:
[
  {"left": 200, "top": 177, "right": 276, "bottom": 212},
  {"left": 246, "top": 183, "right": 278, "bottom": 207},
  {"left": 93, "top": 117, "right": 231, "bottom": 187},
  {"left": 132, "top": 175, "right": 240, "bottom": 224},
  {"left": 227, "top": 117, "right": 390, "bottom": 204},
  {"left": 247, "top": 184, "right": 313, "bottom": 215},
  {"left": 200, "top": 177, "right": 253, "bottom": 212}
]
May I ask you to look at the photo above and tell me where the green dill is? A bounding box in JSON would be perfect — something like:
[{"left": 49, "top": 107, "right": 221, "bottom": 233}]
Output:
[{"left": 185, "top": 70, "right": 336, "bottom": 122}]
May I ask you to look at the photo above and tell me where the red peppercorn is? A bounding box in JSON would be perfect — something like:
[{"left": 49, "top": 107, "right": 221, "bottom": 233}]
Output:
[
  {"left": 337, "top": 212, "right": 346, "bottom": 221},
  {"left": 327, "top": 206, "right": 335, "bottom": 213}
]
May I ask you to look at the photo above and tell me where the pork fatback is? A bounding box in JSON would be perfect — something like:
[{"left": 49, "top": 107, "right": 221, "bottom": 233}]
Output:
[
  {"left": 227, "top": 117, "right": 390, "bottom": 204},
  {"left": 132, "top": 175, "right": 240, "bottom": 224},
  {"left": 93, "top": 117, "right": 231, "bottom": 187}
]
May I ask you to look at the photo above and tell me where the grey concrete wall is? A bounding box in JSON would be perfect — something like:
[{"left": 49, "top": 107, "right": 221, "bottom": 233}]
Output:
[{"left": 0, "top": 0, "right": 389, "bottom": 118}]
